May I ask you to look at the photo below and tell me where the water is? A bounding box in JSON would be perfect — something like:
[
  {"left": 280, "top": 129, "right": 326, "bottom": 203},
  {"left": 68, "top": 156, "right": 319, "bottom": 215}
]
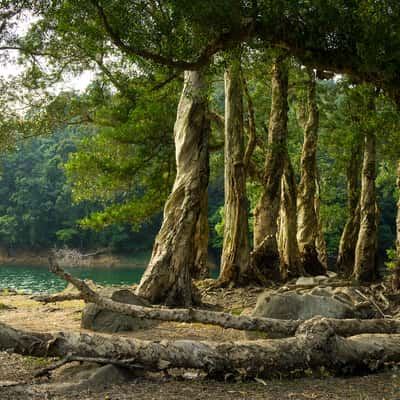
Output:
[{"left": 0, "top": 264, "right": 146, "bottom": 294}]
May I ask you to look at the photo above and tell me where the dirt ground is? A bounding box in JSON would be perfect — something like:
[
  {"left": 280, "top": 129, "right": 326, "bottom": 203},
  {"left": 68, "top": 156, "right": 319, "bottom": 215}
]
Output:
[{"left": 0, "top": 287, "right": 399, "bottom": 399}]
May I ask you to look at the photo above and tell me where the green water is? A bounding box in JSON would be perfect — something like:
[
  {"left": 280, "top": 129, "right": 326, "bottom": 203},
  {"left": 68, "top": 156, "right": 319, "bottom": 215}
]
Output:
[{"left": 0, "top": 265, "right": 146, "bottom": 294}]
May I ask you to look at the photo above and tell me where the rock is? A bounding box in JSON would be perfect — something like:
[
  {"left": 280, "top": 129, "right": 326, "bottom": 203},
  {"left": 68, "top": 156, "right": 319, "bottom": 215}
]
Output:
[
  {"left": 309, "top": 287, "right": 334, "bottom": 297},
  {"left": 252, "top": 292, "right": 358, "bottom": 321},
  {"left": 81, "top": 287, "right": 156, "bottom": 333},
  {"left": 314, "top": 275, "right": 329, "bottom": 283},
  {"left": 47, "top": 363, "right": 138, "bottom": 394},
  {"left": 326, "top": 271, "right": 338, "bottom": 278},
  {"left": 295, "top": 275, "right": 330, "bottom": 286},
  {"left": 295, "top": 276, "right": 318, "bottom": 286}
]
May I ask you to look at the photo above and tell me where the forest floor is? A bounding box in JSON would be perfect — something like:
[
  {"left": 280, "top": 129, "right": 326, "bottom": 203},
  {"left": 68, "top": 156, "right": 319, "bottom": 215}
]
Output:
[{"left": 0, "top": 284, "right": 399, "bottom": 399}]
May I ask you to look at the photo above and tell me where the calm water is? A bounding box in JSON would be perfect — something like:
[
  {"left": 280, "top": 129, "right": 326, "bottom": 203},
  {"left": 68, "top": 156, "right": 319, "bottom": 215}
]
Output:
[{"left": 0, "top": 265, "right": 146, "bottom": 294}]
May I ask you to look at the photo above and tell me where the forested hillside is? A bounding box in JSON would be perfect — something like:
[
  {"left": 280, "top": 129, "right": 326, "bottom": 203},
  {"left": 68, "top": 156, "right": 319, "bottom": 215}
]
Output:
[{"left": 0, "top": 128, "right": 161, "bottom": 253}]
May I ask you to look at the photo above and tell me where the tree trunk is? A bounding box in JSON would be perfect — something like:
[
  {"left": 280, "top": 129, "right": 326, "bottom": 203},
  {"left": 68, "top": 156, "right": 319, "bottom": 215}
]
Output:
[
  {"left": 192, "top": 191, "right": 210, "bottom": 280},
  {"left": 314, "top": 176, "right": 328, "bottom": 268},
  {"left": 218, "top": 58, "right": 251, "bottom": 286},
  {"left": 353, "top": 131, "right": 378, "bottom": 282},
  {"left": 337, "top": 144, "right": 363, "bottom": 277},
  {"left": 252, "top": 57, "right": 288, "bottom": 281},
  {"left": 297, "top": 69, "right": 326, "bottom": 276},
  {"left": 136, "top": 70, "right": 210, "bottom": 306},
  {"left": 3, "top": 319, "right": 400, "bottom": 378},
  {"left": 278, "top": 153, "right": 303, "bottom": 279},
  {"left": 393, "top": 160, "right": 400, "bottom": 290}
]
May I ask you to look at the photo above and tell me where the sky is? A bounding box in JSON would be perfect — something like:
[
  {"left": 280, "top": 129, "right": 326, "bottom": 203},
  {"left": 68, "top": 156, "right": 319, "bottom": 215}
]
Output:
[{"left": 0, "top": 13, "right": 94, "bottom": 93}]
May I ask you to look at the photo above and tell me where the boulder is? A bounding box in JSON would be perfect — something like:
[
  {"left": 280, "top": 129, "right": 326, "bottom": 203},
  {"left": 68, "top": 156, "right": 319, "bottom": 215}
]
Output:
[
  {"left": 81, "top": 287, "right": 156, "bottom": 333},
  {"left": 252, "top": 292, "right": 358, "bottom": 321}
]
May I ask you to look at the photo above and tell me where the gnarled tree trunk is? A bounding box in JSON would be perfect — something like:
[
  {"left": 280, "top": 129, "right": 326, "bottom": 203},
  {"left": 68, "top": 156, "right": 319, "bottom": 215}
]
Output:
[
  {"left": 218, "top": 58, "right": 251, "bottom": 286},
  {"left": 393, "top": 160, "right": 400, "bottom": 290},
  {"left": 192, "top": 191, "right": 210, "bottom": 280},
  {"left": 278, "top": 153, "right": 303, "bottom": 279},
  {"left": 137, "top": 70, "right": 210, "bottom": 306},
  {"left": 337, "top": 143, "right": 363, "bottom": 277},
  {"left": 252, "top": 57, "right": 288, "bottom": 281},
  {"left": 353, "top": 132, "right": 378, "bottom": 282},
  {"left": 297, "top": 69, "right": 326, "bottom": 275}
]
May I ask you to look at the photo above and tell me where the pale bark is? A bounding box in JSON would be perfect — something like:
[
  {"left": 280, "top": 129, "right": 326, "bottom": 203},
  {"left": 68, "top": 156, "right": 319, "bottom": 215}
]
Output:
[
  {"left": 297, "top": 69, "right": 326, "bottom": 275},
  {"left": 137, "top": 70, "right": 210, "bottom": 306},
  {"left": 353, "top": 132, "right": 378, "bottom": 282},
  {"left": 252, "top": 58, "right": 288, "bottom": 281},
  {"left": 2, "top": 318, "right": 400, "bottom": 378},
  {"left": 219, "top": 59, "right": 251, "bottom": 286},
  {"left": 192, "top": 191, "right": 210, "bottom": 280},
  {"left": 278, "top": 153, "right": 303, "bottom": 279},
  {"left": 337, "top": 144, "right": 363, "bottom": 277},
  {"left": 393, "top": 160, "right": 400, "bottom": 290}
]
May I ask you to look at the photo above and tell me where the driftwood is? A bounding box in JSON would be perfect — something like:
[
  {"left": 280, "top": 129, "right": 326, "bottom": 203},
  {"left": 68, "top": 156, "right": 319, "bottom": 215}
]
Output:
[
  {"left": 1, "top": 319, "right": 400, "bottom": 378},
  {"left": 47, "top": 259, "right": 400, "bottom": 338}
]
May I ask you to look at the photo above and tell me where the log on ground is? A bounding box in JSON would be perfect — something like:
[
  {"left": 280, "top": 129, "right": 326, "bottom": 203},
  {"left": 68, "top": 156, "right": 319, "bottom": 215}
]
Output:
[{"left": 0, "top": 318, "right": 400, "bottom": 378}]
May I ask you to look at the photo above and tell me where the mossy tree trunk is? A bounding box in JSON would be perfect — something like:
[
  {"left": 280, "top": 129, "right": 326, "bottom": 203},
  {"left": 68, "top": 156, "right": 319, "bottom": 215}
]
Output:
[
  {"left": 218, "top": 56, "right": 251, "bottom": 286},
  {"left": 137, "top": 70, "right": 210, "bottom": 306},
  {"left": 296, "top": 69, "right": 326, "bottom": 276},
  {"left": 337, "top": 142, "right": 363, "bottom": 277},
  {"left": 278, "top": 152, "right": 303, "bottom": 279},
  {"left": 252, "top": 57, "right": 288, "bottom": 282},
  {"left": 314, "top": 176, "right": 328, "bottom": 269},
  {"left": 353, "top": 131, "right": 378, "bottom": 283},
  {"left": 191, "top": 191, "right": 210, "bottom": 280}
]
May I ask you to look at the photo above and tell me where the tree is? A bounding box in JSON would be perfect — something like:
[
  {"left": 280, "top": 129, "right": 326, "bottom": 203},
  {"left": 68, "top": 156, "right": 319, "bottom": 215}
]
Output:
[
  {"left": 218, "top": 53, "right": 251, "bottom": 286},
  {"left": 296, "top": 69, "right": 326, "bottom": 275},
  {"left": 252, "top": 55, "right": 288, "bottom": 281},
  {"left": 136, "top": 70, "right": 210, "bottom": 306}
]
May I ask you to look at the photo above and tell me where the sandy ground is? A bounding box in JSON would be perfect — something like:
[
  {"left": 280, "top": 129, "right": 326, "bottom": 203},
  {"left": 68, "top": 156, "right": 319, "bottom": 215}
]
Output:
[{"left": 0, "top": 290, "right": 399, "bottom": 399}]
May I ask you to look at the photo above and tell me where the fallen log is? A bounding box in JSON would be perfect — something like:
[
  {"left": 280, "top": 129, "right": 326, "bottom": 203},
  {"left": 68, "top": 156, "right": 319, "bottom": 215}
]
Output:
[
  {"left": 1, "top": 319, "right": 400, "bottom": 378},
  {"left": 31, "top": 293, "right": 83, "bottom": 303},
  {"left": 48, "top": 259, "right": 400, "bottom": 338}
]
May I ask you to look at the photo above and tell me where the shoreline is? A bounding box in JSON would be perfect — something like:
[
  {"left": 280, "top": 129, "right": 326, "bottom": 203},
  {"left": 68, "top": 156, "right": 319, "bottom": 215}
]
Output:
[{"left": 0, "top": 252, "right": 151, "bottom": 269}]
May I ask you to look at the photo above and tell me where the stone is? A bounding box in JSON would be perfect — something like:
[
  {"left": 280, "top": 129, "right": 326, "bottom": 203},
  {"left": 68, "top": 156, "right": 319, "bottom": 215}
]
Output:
[
  {"left": 295, "top": 277, "right": 317, "bottom": 286},
  {"left": 326, "top": 271, "right": 338, "bottom": 278},
  {"left": 81, "top": 287, "right": 156, "bottom": 333},
  {"left": 252, "top": 292, "right": 358, "bottom": 321}
]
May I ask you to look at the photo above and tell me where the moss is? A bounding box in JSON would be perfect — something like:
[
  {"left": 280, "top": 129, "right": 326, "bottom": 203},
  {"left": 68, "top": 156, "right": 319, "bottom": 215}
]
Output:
[
  {"left": 230, "top": 308, "right": 244, "bottom": 316},
  {"left": 22, "top": 356, "right": 54, "bottom": 369}
]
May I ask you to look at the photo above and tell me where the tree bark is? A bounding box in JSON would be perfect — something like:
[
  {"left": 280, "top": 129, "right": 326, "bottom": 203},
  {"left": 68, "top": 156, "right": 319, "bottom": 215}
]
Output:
[
  {"left": 2, "top": 318, "right": 400, "bottom": 378},
  {"left": 393, "top": 160, "right": 400, "bottom": 290},
  {"left": 252, "top": 57, "right": 288, "bottom": 282},
  {"left": 218, "top": 58, "right": 251, "bottom": 286},
  {"left": 136, "top": 70, "right": 210, "bottom": 306},
  {"left": 297, "top": 69, "right": 326, "bottom": 276},
  {"left": 353, "top": 131, "right": 378, "bottom": 282},
  {"left": 278, "top": 153, "right": 303, "bottom": 279},
  {"left": 192, "top": 191, "right": 210, "bottom": 280},
  {"left": 314, "top": 176, "right": 328, "bottom": 268},
  {"left": 337, "top": 143, "right": 363, "bottom": 277}
]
